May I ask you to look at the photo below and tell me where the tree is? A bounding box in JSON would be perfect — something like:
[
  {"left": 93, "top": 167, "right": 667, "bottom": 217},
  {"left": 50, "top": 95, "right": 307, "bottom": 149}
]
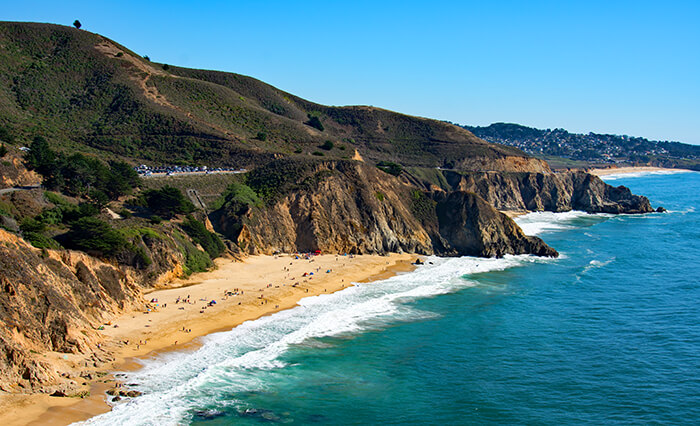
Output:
[
  {"left": 320, "top": 140, "right": 334, "bottom": 151},
  {"left": 106, "top": 160, "right": 141, "bottom": 198},
  {"left": 0, "top": 144, "right": 7, "bottom": 158},
  {"left": 144, "top": 186, "right": 195, "bottom": 218},
  {"left": 73, "top": 20, "right": 81, "bottom": 29},
  {"left": 64, "top": 217, "right": 128, "bottom": 256},
  {"left": 24, "top": 136, "right": 56, "bottom": 176}
]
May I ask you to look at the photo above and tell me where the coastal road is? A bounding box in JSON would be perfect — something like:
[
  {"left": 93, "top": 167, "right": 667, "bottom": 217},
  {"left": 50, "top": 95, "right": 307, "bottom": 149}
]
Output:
[
  {"left": 0, "top": 184, "right": 41, "bottom": 195},
  {"left": 140, "top": 170, "right": 245, "bottom": 179}
]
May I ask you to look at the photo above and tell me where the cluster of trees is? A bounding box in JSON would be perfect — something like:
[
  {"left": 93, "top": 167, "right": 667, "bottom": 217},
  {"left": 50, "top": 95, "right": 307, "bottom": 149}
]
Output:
[
  {"left": 25, "top": 136, "right": 140, "bottom": 203},
  {"left": 142, "top": 186, "right": 195, "bottom": 219}
]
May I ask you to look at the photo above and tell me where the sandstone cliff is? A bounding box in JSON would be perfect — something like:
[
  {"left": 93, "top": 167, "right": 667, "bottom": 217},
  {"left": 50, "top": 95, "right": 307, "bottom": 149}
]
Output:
[
  {"left": 214, "top": 160, "right": 557, "bottom": 258},
  {"left": 422, "top": 170, "right": 654, "bottom": 214},
  {"left": 0, "top": 229, "right": 141, "bottom": 394},
  {"left": 0, "top": 220, "right": 200, "bottom": 394}
]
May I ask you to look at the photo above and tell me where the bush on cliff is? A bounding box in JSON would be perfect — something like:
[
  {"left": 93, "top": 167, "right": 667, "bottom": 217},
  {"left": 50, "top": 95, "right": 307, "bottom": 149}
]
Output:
[
  {"left": 180, "top": 216, "right": 226, "bottom": 258},
  {"left": 305, "top": 115, "right": 324, "bottom": 131},
  {"left": 377, "top": 161, "right": 403, "bottom": 176}
]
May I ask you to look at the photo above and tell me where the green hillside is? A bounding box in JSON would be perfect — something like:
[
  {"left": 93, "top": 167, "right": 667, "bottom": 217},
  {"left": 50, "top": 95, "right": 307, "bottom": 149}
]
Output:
[{"left": 0, "top": 21, "right": 527, "bottom": 169}]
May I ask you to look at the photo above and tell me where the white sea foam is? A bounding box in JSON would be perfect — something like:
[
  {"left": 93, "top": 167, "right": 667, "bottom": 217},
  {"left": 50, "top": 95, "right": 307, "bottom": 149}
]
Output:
[
  {"left": 514, "top": 210, "right": 611, "bottom": 236},
  {"left": 76, "top": 255, "right": 551, "bottom": 426},
  {"left": 582, "top": 257, "right": 616, "bottom": 274}
]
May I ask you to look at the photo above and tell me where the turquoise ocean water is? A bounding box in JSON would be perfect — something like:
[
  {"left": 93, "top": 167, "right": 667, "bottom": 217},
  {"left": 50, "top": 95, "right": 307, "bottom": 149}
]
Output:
[{"left": 81, "top": 171, "right": 700, "bottom": 425}]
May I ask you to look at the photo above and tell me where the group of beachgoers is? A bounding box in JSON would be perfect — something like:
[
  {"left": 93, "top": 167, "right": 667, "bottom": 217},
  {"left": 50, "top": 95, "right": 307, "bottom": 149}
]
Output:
[{"left": 98, "top": 252, "right": 358, "bottom": 350}]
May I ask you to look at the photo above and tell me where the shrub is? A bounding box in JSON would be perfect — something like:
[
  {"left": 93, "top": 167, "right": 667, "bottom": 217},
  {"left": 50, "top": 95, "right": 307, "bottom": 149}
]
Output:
[
  {"left": 375, "top": 191, "right": 385, "bottom": 202},
  {"left": 320, "top": 140, "right": 334, "bottom": 151},
  {"left": 376, "top": 161, "right": 403, "bottom": 176},
  {"left": 0, "top": 144, "right": 7, "bottom": 158},
  {"left": 132, "top": 246, "right": 152, "bottom": 269},
  {"left": 184, "top": 245, "right": 212, "bottom": 275},
  {"left": 305, "top": 115, "right": 324, "bottom": 131},
  {"left": 180, "top": 216, "right": 226, "bottom": 258},
  {"left": 409, "top": 190, "right": 437, "bottom": 222},
  {"left": 149, "top": 215, "right": 163, "bottom": 224},
  {"left": 0, "top": 126, "right": 13, "bottom": 144},
  {"left": 312, "top": 151, "right": 324, "bottom": 156},
  {"left": 116, "top": 52, "right": 124, "bottom": 57},
  {"left": 23, "top": 232, "right": 61, "bottom": 249},
  {"left": 119, "top": 208, "right": 133, "bottom": 219},
  {"left": 294, "top": 147, "right": 303, "bottom": 154},
  {"left": 256, "top": 132, "right": 267, "bottom": 141},
  {"left": 162, "top": 64, "right": 170, "bottom": 71},
  {"left": 20, "top": 218, "right": 46, "bottom": 234},
  {"left": 44, "top": 191, "right": 70, "bottom": 207},
  {"left": 212, "top": 182, "right": 260, "bottom": 211}
]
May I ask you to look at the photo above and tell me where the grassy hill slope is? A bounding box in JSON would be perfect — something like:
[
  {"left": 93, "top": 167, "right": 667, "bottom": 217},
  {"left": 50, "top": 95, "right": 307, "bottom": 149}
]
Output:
[{"left": 0, "top": 21, "right": 537, "bottom": 171}]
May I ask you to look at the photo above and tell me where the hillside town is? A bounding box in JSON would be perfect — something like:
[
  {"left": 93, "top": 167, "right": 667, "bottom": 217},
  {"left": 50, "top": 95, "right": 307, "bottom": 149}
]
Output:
[{"left": 460, "top": 122, "right": 700, "bottom": 165}]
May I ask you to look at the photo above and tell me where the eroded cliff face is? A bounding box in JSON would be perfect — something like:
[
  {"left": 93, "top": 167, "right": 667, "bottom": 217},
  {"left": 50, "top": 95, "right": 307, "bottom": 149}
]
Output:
[
  {"left": 0, "top": 221, "right": 196, "bottom": 394},
  {"left": 215, "top": 160, "right": 558, "bottom": 258},
  {"left": 0, "top": 150, "right": 41, "bottom": 189},
  {"left": 0, "top": 229, "right": 141, "bottom": 394},
  {"left": 453, "top": 156, "right": 552, "bottom": 174},
  {"left": 431, "top": 192, "right": 558, "bottom": 257},
  {"left": 440, "top": 170, "right": 653, "bottom": 213},
  {"left": 0, "top": 160, "right": 655, "bottom": 395},
  {"left": 216, "top": 162, "right": 434, "bottom": 255}
]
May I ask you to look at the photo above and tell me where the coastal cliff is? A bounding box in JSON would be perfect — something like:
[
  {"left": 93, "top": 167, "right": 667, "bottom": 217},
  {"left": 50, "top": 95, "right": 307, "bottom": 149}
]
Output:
[
  {"left": 213, "top": 160, "right": 558, "bottom": 258},
  {"left": 410, "top": 169, "right": 653, "bottom": 214},
  {"left": 0, "top": 229, "right": 139, "bottom": 394}
]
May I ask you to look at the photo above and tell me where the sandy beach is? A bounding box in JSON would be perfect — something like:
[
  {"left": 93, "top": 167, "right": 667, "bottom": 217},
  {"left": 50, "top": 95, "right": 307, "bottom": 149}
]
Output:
[
  {"left": 588, "top": 166, "right": 693, "bottom": 176},
  {"left": 0, "top": 252, "right": 417, "bottom": 426}
]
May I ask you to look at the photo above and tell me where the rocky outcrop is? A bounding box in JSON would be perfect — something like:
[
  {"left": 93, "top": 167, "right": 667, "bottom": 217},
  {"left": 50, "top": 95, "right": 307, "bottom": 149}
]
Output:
[
  {"left": 215, "top": 161, "right": 434, "bottom": 255},
  {"left": 0, "top": 150, "right": 41, "bottom": 189},
  {"left": 214, "top": 160, "right": 558, "bottom": 258},
  {"left": 437, "top": 170, "right": 653, "bottom": 214},
  {"left": 432, "top": 191, "right": 558, "bottom": 257}
]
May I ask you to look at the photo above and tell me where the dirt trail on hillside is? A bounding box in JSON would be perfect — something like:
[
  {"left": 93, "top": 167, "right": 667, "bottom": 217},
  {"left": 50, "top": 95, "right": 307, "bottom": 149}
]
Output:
[{"left": 94, "top": 41, "right": 233, "bottom": 138}]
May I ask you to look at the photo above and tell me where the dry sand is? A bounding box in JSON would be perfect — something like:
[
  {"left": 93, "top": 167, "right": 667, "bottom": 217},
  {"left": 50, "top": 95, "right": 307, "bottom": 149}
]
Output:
[
  {"left": 1, "top": 253, "right": 418, "bottom": 426},
  {"left": 588, "top": 166, "right": 692, "bottom": 176}
]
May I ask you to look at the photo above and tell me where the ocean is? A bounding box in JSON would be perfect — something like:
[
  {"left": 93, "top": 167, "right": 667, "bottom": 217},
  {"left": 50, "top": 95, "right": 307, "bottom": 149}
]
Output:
[{"left": 80, "top": 170, "right": 700, "bottom": 425}]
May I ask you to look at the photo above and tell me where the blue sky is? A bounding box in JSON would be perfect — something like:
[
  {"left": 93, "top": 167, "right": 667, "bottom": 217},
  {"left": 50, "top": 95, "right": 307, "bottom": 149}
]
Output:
[{"left": 5, "top": 1, "right": 700, "bottom": 144}]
